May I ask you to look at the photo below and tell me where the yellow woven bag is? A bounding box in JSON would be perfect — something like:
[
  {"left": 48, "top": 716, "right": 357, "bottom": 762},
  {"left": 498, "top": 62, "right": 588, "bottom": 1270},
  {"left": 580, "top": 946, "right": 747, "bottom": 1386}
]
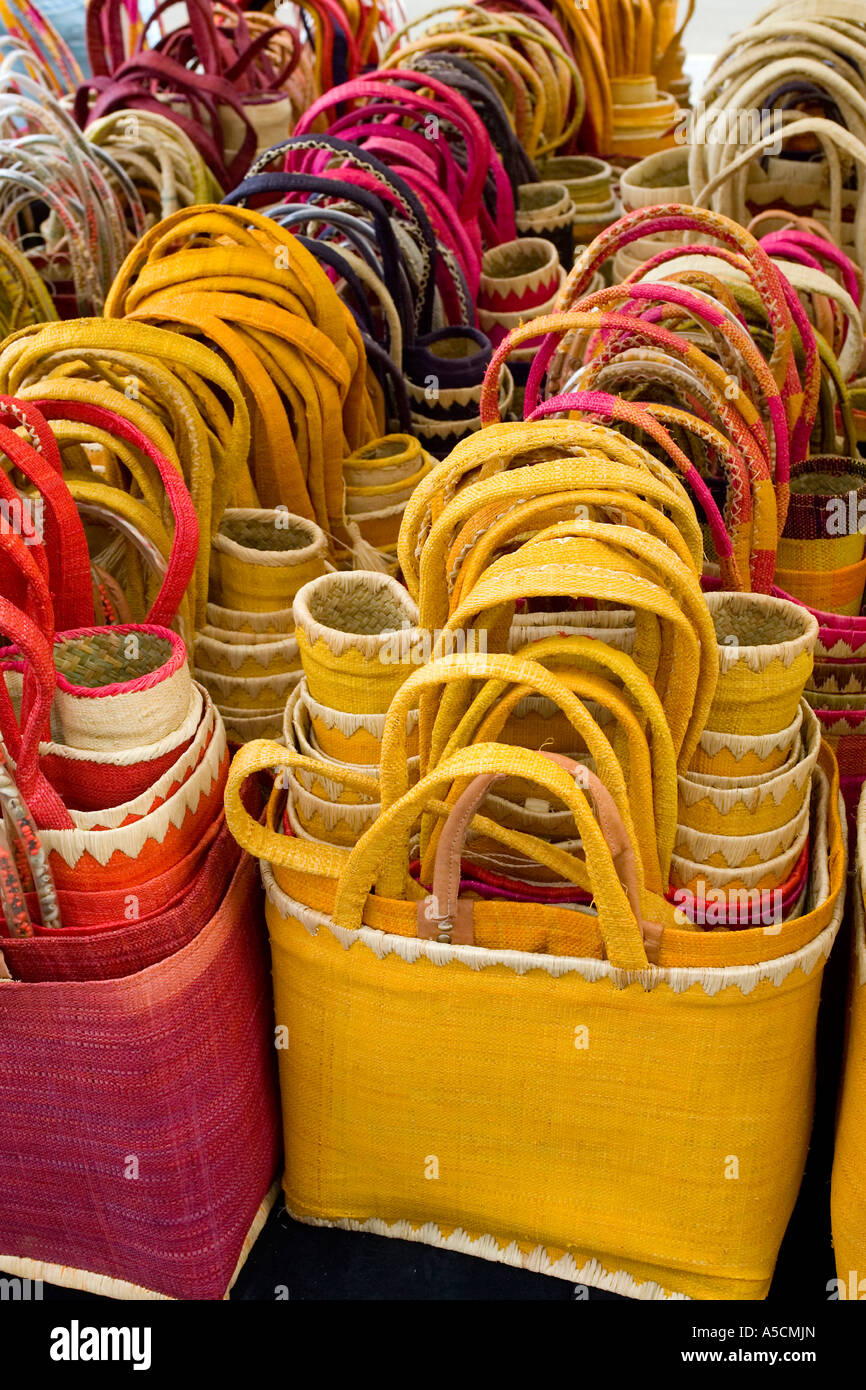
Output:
[
  {"left": 831, "top": 783, "right": 866, "bottom": 1298},
  {"left": 225, "top": 735, "right": 845, "bottom": 1300}
]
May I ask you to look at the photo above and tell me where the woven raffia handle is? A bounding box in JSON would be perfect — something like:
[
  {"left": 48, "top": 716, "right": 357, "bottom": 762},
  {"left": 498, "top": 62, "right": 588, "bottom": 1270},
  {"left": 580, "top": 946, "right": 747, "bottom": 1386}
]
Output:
[
  {"left": 0, "top": 596, "right": 72, "bottom": 831},
  {"left": 31, "top": 399, "right": 199, "bottom": 632},
  {"left": 417, "top": 750, "right": 662, "bottom": 964},
  {"left": 332, "top": 742, "right": 654, "bottom": 971},
  {"left": 0, "top": 396, "right": 93, "bottom": 630}
]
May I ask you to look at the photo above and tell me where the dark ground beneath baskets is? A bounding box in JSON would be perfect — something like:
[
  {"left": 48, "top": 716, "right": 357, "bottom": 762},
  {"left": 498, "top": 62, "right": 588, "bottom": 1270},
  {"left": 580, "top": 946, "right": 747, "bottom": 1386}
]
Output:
[{"left": 39, "top": 894, "right": 852, "bottom": 1304}]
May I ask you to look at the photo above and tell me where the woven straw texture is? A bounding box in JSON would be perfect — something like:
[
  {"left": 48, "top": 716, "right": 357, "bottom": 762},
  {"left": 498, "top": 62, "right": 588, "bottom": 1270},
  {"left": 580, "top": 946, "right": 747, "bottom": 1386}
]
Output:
[
  {"left": 831, "top": 782, "right": 866, "bottom": 1294},
  {"left": 0, "top": 848, "right": 280, "bottom": 1299}
]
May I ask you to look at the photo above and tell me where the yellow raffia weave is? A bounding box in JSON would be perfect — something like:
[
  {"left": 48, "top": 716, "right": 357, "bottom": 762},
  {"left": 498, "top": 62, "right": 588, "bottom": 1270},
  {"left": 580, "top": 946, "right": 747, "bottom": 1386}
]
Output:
[{"left": 831, "top": 784, "right": 866, "bottom": 1293}]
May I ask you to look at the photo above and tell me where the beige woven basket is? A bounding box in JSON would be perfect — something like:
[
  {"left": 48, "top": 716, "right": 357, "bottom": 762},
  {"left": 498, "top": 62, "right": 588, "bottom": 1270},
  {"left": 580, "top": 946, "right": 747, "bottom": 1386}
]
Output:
[{"left": 52, "top": 631, "right": 193, "bottom": 753}]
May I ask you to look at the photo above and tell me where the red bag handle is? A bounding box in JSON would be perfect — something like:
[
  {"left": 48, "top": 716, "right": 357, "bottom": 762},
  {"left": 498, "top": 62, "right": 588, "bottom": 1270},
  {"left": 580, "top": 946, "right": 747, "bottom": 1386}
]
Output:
[
  {"left": 0, "top": 597, "right": 72, "bottom": 831},
  {"left": 30, "top": 399, "right": 199, "bottom": 631},
  {"left": 0, "top": 397, "right": 93, "bottom": 630}
]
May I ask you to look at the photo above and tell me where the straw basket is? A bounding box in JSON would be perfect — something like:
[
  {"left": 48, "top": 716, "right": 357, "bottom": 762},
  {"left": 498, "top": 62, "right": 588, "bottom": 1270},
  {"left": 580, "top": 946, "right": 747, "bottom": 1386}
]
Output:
[
  {"left": 704, "top": 593, "right": 818, "bottom": 735},
  {"left": 211, "top": 510, "right": 329, "bottom": 614},
  {"left": 293, "top": 572, "right": 420, "bottom": 715}
]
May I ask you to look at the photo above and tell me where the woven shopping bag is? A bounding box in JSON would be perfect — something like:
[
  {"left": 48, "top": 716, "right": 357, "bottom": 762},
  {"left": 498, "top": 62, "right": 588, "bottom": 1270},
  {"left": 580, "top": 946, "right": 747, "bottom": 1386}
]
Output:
[
  {"left": 226, "top": 716, "right": 846, "bottom": 1301},
  {"left": 0, "top": 841, "right": 280, "bottom": 1299},
  {"left": 831, "top": 781, "right": 866, "bottom": 1294}
]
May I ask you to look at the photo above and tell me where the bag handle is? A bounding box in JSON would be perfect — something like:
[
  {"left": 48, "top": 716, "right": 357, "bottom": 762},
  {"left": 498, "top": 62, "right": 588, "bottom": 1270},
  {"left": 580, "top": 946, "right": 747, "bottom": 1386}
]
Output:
[
  {"left": 223, "top": 739, "right": 373, "bottom": 877},
  {"left": 29, "top": 399, "right": 198, "bottom": 630},
  {"left": 417, "top": 750, "right": 656, "bottom": 953},
  {"left": 0, "top": 398, "right": 93, "bottom": 629},
  {"left": 525, "top": 391, "right": 747, "bottom": 591},
  {"left": 620, "top": 240, "right": 820, "bottom": 464},
  {"left": 0, "top": 738, "right": 60, "bottom": 934},
  {"left": 332, "top": 742, "right": 654, "bottom": 971},
  {"left": 566, "top": 280, "right": 790, "bottom": 488},
  {"left": 0, "top": 596, "right": 72, "bottom": 829},
  {"left": 447, "top": 484, "right": 700, "bottom": 612},
  {"left": 423, "top": 661, "right": 668, "bottom": 894},
  {"left": 555, "top": 204, "right": 795, "bottom": 397}
]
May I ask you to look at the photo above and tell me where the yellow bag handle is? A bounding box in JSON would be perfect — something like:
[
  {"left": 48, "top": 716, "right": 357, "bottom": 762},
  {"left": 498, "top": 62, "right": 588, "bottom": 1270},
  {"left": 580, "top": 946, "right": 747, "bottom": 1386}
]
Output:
[
  {"left": 223, "top": 738, "right": 604, "bottom": 911},
  {"left": 377, "top": 652, "right": 641, "bottom": 884},
  {"left": 399, "top": 418, "right": 695, "bottom": 600},
  {"left": 422, "top": 665, "right": 664, "bottom": 891},
  {"left": 448, "top": 487, "right": 701, "bottom": 613},
  {"left": 469, "top": 532, "right": 712, "bottom": 760},
  {"left": 430, "top": 631, "right": 678, "bottom": 886},
  {"left": 333, "top": 742, "right": 651, "bottom": 972},
  {"left": 442, "top": 557, "right": 710, "bottom": 768},
  {"left": 414, "top": 454, "right": 701, "bottom": 630}
]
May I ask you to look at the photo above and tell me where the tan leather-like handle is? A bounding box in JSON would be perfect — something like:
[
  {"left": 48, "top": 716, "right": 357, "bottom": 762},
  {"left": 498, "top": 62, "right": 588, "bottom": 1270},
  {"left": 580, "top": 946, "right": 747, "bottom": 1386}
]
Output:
[{"left": 417, "top": 750, "right": 664, "bottom": 961}]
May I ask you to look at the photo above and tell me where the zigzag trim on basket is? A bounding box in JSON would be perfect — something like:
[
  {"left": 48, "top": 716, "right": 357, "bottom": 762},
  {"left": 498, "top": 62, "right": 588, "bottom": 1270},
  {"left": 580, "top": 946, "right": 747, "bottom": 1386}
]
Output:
[
  {"left": 286, "top": 1209, "right": 689, "bottom": 1299},
  {"left": 300, "top": 686, "right": 419, "bottom": 735},
  {"left": 67, "top": 697, "right": 218, "bottom": 832},
  {"left": 261, "top": 864, "right": 843, "bottom": 997},
  {"left": 195, "top": 634, "right": 299, "bottom": 674},
  {"left": 817, "top": 638, "right": 866, "bottom": 661},
  {"left": 40, "top": 720, "right": 227, "bottom": 866},
  {"left": 694, "top": 707, "right": 802, "bottom": 761},
  {"left": 200, "top": 668, "right": 302, "bottom": 702},
  {"left": 677, "top": 709, "right": 819, "bottom": 812}
]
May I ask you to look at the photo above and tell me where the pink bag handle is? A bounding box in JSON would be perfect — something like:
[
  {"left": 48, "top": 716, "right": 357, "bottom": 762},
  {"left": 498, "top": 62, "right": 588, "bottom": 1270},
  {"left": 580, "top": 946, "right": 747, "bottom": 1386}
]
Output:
[
  {"left": 558, "top": 205, "right": 797, "bottom": 397},
  {"left": 621, "top": 240, "right": 819, "bottom": 463},
  {"left": 0, "top": 477, "right": 54, "bottom": 641},
  {"left": 501, "top": 311, "right": 778, "bottom": 501},
  {"left": 569, "top": 280, "right": 790, "bottom": 492},
  {"left": 294, "top": 72, "right": 498, "bottom": 233},
  {"left": 30, "top": 399, "right": 199, "bottom": 630},
  {"left": 526, "top": 390, "right": 744, "bottom": 591},
  {"left": 759, "top": 229, "right": 862, "bottom": 307}
]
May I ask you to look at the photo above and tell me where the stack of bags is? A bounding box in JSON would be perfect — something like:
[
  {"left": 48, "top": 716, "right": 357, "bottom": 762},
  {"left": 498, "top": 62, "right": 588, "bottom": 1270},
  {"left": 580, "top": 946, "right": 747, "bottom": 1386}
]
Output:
[
  {"left": 199, "top": 508, "right": 329, "bottom": 746},
  {"left": 537, "top": 155, "right": 620, "bottom": 248},
  {"left": 343, "top": 436, "right": 436, "bottom": 571},
  {"left": 282, "top": 571, "right": 419, "bottom": 848},
  {"left": 0, "top": 395, "right": 279, "bottom": 1301},
  {"left": 673, "top": 593, "right": 820, "bottom": 928}
]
